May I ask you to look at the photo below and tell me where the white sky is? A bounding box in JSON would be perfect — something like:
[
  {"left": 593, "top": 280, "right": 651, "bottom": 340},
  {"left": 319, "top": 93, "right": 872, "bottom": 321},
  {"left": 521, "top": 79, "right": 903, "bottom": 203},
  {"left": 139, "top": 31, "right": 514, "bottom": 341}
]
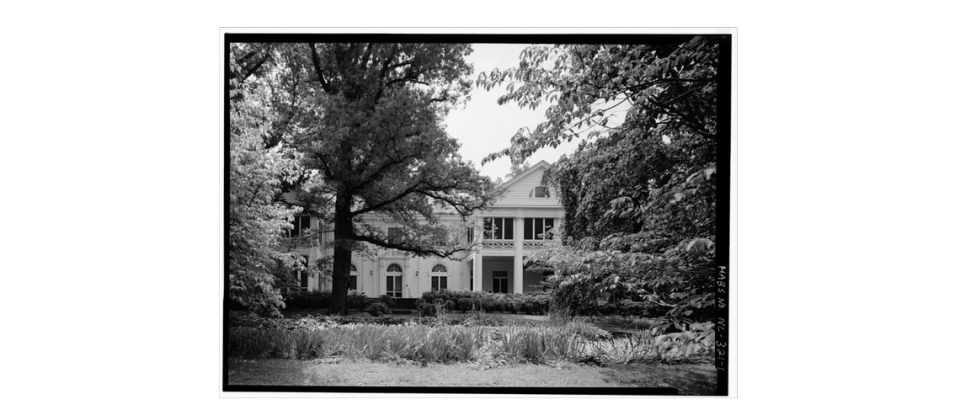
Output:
[{"left": 444, "top": 44, "right": 581, "bottom": 182}]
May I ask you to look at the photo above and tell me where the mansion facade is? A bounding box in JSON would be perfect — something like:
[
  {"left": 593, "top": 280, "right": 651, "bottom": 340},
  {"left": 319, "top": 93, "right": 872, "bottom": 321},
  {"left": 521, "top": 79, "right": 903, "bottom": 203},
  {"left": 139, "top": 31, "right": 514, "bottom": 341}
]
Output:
[{"left": 291, "top": 160, "right": 563, "bottom": 298}]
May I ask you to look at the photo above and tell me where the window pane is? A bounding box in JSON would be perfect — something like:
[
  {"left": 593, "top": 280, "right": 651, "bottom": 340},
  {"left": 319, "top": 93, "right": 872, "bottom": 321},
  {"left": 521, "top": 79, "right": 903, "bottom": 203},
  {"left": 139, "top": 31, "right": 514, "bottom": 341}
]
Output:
[
  {"left": 467, "top": 228, "right": 474, "bottom": 243},
  {"left": 494, "top": 218, "right": 503, "bottom": 240},
  {"left": 504, "top": 218, "right": 513, "bottom": 240},
  {"left": 291, "top": 218, "right": 301, "bottom": 237},
  {"left": 395, "top": 276, "right": 402, "bottom": 292},
  {"left": 348, "top": 276, "right": 357, "bottom": 291},
  {"left": 535, "top": 218, "right": 543, "bottom": 239},
  {"left": 524, "top": 218, "right": 533, "bottom": 240},
  {"left": 545, "top": 218, "right": 554, "bottom": 239},
  {"left": 386, "top": 278, "right": 393, "bottom": 292},
  {"left": 440, "top": 277, "right": 447, "bottom": 289},
  {"left": 483, "top": 218, "right": 492, "bottom": 239}
]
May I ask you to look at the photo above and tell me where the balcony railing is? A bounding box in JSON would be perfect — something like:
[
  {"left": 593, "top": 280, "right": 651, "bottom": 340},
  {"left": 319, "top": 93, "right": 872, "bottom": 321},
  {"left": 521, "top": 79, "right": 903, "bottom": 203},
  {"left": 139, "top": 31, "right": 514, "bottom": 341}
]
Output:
[{"left": 481, "top": 239, "right": 550, "bottom": 248}]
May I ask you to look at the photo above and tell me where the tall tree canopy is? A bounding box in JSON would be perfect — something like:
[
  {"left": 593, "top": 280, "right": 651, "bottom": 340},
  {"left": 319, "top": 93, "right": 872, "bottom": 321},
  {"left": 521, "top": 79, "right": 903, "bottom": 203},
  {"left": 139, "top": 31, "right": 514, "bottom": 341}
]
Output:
[
  {"left": 230, "top": 42, "right": 497, "bottom": 315},
  {"left": 228, "top": 53, "right": 306, "bottom": 317},
  {"left": 478, "top": 36, "right": 721, "bottom": 323}
]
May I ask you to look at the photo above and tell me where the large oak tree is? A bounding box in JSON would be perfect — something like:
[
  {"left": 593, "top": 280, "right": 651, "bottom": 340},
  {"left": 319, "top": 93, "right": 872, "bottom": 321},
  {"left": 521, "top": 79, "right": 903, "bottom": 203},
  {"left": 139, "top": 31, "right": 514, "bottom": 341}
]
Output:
[{"left": 231, "top": 43, "right": 498, "bottom": 315}]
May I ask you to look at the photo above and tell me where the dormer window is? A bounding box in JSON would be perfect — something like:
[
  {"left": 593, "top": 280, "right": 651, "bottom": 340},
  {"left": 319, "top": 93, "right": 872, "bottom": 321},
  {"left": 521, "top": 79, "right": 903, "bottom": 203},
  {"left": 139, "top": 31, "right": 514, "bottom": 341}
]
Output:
[{"left": 530, "top": 186, "right": 550, "bottom": 198}]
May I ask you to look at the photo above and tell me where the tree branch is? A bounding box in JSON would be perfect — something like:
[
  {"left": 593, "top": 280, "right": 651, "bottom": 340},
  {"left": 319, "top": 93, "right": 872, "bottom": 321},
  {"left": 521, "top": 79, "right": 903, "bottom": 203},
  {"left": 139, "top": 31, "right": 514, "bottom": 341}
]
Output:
[
  {"left": 352, "top": 233, "right": 467, "bottom": 258},
  {"left": 308, "top": 43, "right": 332, "bottom": 93}
]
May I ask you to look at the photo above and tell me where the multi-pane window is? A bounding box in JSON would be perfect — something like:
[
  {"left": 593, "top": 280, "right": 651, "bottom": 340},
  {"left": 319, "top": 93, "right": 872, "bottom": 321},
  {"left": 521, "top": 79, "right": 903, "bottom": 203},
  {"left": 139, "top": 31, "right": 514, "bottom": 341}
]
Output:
[
  {"left": 431, "top": 276, "right": 447, "bottom": 291},
  {"left": 431, "top": 264, "right": 448, "bottom": 291},
  {"left": 523, "top": 218, "right": 555, "bottom": 240},
  {"left": 467, "top": 228, "right": 475, "bottom": 243},
  {"left": 483, "top": 217, "right": 513, "bottom": 240},
  {"left": 385, "top": 263, "right": 403, "bottom": 298},
  {"left": 299, "top": 255, "right": 309, "bottom": 290},
  {"left": 492, "top": 271, "right": 508, "bottom": 293},
  {"left": 530, "top": 186, "right": 550, "bottom": 198},
  {"left": 348, "top": 263, "right": 358, "bottom": 291},
  {"left": 286, "top": 215, "right": 311, "bottom": 237}
]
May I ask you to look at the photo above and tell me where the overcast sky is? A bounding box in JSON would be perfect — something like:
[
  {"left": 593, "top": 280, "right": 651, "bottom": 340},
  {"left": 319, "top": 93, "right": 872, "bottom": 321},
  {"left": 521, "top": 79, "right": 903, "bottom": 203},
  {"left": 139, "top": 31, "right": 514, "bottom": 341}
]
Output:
[{"left": 444, "top": 44, "right": 581, "bottom": 182}]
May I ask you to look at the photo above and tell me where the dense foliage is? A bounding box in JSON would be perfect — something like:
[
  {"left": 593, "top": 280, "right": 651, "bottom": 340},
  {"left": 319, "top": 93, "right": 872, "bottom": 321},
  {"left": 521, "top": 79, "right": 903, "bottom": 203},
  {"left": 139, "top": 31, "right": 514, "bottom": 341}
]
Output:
[
  {"left": 478, "top": 36, "right": 722, "bottom": 325},
  {"left": 230, "top": 43, "right": 500, "bottom": 314},
  {"left": 417, "top": 290, "right": 552, "bottom": 315},
  {"left": 228, "top": 53, "right": 308, "bottom": 317},
  {"left": 228, "top": 318, "right": 715, "bottom": 365}
]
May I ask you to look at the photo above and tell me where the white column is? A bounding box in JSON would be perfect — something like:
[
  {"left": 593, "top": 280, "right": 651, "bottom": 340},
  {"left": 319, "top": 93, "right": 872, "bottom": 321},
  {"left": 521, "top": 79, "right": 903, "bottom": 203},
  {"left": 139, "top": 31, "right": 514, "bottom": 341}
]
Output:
[
  {"left": 513, "top": 217, "right": 524, "bottom": 294},
  {"left": 473, "top": 218, "right": 483, "bottom": 292}
]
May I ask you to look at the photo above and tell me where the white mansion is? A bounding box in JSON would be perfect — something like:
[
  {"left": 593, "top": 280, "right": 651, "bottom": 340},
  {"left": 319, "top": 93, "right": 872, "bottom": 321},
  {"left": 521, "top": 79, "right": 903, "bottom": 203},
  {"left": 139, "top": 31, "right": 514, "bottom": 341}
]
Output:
[{"left": 289, "top": 160, "right": 563, "bottom": 298}]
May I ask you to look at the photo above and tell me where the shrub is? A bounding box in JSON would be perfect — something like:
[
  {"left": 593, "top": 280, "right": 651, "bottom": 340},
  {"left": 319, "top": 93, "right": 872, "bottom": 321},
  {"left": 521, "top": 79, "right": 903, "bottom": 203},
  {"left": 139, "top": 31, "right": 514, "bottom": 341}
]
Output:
[
  {"left": 456, "top": 298, "right": 474, "bottom": 312},
  {"left": 378, "top": 295, "right": 397, "bottom": 308},
  {"left": 283, "top": 290, "right": 331, "bottom": 310},
  {"left": 366, "top": 302, "right": 391, "bottom": 317},
  {"left": 346, "top": 290, "right": 371, "bottom": 309},
  {"left": 415, "top": 299, "right": 436, "bottom": 316}
]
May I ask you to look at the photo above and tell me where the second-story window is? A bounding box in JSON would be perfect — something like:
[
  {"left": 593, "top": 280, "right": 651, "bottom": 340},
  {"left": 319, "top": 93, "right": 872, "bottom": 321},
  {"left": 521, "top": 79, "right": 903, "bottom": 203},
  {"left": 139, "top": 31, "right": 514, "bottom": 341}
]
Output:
[
  {"left": 523, "top": 218, "right": 555, "bottom": 240},
  {"left": 483, "top": 217, "right": 513, "bottom": 240}
]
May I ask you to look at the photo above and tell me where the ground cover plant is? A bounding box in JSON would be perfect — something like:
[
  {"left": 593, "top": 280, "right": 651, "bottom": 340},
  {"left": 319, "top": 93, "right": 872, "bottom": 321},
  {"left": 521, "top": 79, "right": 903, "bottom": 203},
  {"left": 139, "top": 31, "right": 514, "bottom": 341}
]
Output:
[{"left": 228, "top": 313, "right": 714, "bottom": 366}]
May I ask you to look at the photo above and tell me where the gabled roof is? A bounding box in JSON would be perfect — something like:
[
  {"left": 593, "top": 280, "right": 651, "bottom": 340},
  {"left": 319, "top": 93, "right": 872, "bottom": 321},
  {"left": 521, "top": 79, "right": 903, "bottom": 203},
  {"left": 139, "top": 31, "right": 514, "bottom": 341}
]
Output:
[{"left": 496, "top": 160, "right": 551, "bottom": 190}]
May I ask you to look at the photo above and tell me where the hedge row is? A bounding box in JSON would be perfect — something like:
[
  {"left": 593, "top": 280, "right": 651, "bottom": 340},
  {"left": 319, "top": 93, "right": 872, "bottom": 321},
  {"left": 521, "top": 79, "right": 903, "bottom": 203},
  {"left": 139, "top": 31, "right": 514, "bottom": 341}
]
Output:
[
  {"left": 416, "top": 290, "right": 552, "bottom": 316},
  {"left": 282, "top": 290, "right": 395, "bottom": 311}
]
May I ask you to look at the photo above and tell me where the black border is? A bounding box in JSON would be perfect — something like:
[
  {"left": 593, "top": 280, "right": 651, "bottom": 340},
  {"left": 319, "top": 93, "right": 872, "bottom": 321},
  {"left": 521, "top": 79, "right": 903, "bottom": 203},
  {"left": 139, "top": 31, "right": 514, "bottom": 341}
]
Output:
[{"left": 223, "top": 32, "right": 733, "bottom": 396}]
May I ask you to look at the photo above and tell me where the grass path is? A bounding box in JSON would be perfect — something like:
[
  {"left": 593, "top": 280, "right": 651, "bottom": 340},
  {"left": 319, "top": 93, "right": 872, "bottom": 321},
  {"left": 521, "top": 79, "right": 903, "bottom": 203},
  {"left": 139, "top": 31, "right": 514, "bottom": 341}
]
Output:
[{"left": 227, "top": 359, "right": 717, "bottom": 394}]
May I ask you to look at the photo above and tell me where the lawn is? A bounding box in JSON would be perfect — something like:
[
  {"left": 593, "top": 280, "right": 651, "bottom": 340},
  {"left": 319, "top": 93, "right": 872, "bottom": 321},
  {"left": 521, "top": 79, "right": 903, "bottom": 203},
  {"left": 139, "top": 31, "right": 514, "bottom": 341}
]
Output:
[{"left": 226, "top": 359, "right": 718, "bottom": 394}]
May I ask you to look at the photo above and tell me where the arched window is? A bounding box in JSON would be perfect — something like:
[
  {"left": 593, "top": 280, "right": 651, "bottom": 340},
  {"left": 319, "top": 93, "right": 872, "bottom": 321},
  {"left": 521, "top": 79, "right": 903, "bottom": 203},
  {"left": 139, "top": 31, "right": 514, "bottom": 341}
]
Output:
[
  {"left": 350, "top": 263, "right": 358, "bottom": 273},
  {"left": 530, "top": 186, "right": 550, "bottom": 198},
  {"left": 387, "top": 263, "right": 403, "bottom": 273},
  {"left": 431, "top": 264, "right": 447, "bottom": 273}
]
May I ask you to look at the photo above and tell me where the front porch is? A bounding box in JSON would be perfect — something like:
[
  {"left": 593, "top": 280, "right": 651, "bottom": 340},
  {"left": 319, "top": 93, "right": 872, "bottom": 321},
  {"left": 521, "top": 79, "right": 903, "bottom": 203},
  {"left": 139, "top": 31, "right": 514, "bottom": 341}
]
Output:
[{"left": 465, "top": 254, "right": 550, "bottom": 294}]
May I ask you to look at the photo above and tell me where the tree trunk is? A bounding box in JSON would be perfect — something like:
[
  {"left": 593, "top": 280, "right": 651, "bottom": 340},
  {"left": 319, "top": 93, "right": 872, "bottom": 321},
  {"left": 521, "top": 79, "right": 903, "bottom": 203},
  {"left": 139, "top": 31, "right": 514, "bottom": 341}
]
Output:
[{"left": 328, "top": 192, "right": 354, "bottom": 315}]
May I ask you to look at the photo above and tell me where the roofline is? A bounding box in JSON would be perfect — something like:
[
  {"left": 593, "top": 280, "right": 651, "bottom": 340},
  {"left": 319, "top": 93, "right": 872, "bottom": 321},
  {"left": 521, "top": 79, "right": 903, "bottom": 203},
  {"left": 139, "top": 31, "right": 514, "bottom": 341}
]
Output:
[{"left": 496, "top": 160, "right": 551, "bottom": 191}]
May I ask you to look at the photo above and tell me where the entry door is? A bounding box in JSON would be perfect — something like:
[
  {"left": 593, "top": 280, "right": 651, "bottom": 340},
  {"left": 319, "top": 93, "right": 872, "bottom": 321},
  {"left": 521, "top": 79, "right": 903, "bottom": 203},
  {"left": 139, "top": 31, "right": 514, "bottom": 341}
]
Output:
[
  {"left": 492, "top": 270, "right": 508, "bottom": 293},
  {"left": 384, "top": 262, "right": 404, "bottom": 298}
]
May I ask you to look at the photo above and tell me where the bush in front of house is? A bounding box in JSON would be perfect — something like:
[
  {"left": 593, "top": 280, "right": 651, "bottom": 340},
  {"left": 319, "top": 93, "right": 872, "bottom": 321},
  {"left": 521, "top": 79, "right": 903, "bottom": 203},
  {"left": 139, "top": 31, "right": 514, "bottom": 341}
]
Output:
[
  {"left": 282, "top": 290, "right": 331, "bottom": 310},
  {"left": 415, "top": 290, "right": 554, "bottom": 315},
  {"left": 346, "top": 290, "right": 371, "bottom": 309},
  {"left": 377, "top": 294, "right": 397, "bottom": 308},
  {"left": 366, "top": 302, "right": 391, "bottom": 317}
]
